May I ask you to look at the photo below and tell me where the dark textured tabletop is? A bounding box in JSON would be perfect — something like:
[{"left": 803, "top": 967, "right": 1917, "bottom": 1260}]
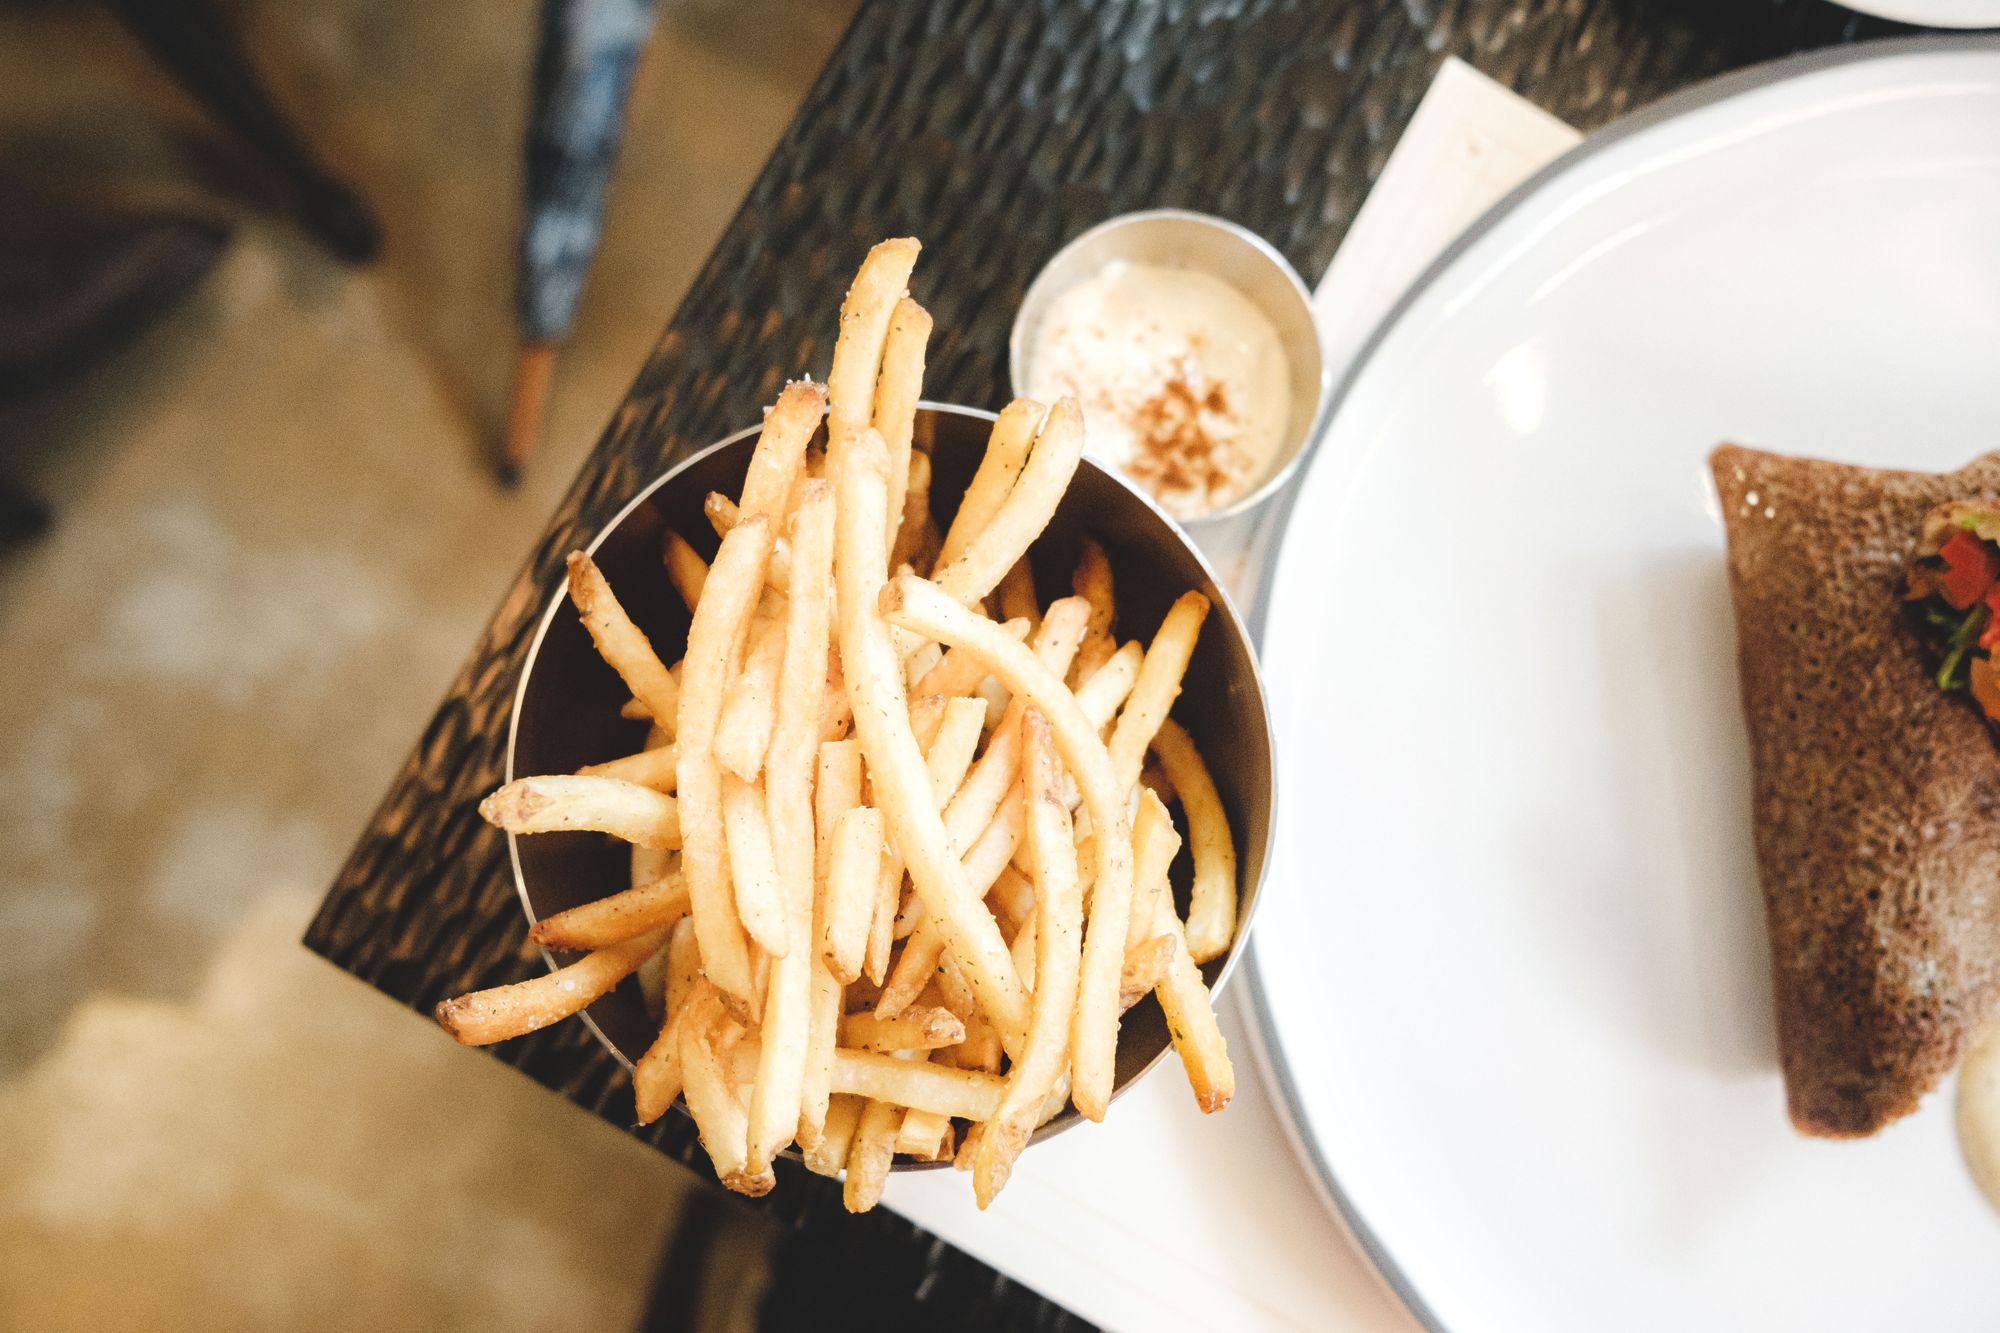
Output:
[{"left": 307, "top": 1, "right": 1909, "bottom": 1327}]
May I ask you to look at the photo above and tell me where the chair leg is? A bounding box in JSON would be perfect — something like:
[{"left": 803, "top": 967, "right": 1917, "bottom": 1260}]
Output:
[{"left": 97, "top": 0, "right": 383, "bottom": 263}]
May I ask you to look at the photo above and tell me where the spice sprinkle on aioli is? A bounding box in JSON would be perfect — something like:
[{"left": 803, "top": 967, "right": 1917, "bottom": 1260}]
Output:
[{"left": 1026, "top": 260, "right": 1292, "bottom": 519}]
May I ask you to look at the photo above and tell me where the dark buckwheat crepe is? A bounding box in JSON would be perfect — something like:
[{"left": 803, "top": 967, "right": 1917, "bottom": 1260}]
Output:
[{"left": 1711, "top": 443, "right": 2000, "bottom": 1137}]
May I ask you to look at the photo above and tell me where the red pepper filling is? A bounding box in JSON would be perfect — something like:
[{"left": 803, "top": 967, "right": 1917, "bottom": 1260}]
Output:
[
  {"left": 1982, "top": 585, "right": 2000, "bottom": 652},
  {"left": 1939, "top": 529, "right": 2000, "bottom": 609},
  {"left": 1905, "top": 510, "right": 2000, "bottom": 725}
]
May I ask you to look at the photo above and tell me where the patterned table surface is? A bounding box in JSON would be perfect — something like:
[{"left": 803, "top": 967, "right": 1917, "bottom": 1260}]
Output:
[{"left": 307, "top": 1, "right": 1912, "bottom": 1326}]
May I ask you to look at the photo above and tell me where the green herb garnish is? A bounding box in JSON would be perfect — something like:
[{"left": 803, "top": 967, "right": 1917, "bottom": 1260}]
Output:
[
  {"left": 1937, "top": 603, "right": 1989, "bottom": 691},
  {"left": 1923, "top": 604, "right": 1964, "bottom": 631},
  {"left": 1956, "top": 510, "right": 2000, "bottom": 543}
]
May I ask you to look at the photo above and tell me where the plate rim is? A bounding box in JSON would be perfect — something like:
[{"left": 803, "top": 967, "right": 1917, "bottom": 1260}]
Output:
[
  {"left": 1836, "top": 0, "right": 2000, "bottom": 30},
  {"left": 1242, "top": 32, "right": 2000, "bottom": 1333}
]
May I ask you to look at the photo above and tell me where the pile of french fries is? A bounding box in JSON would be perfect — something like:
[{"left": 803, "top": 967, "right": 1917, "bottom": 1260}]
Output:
[{"left": 436, "top": 239, "right": 1239, "bottom": 1211}]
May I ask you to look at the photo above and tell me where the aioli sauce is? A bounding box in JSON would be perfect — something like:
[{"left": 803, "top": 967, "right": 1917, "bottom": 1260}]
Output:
[
  {"left": 1960, "top": 1019, "right": 2000, "bottom": 1213},
  {"left": 1026, "top": 260, "right": 1291, "bottom": 519}
]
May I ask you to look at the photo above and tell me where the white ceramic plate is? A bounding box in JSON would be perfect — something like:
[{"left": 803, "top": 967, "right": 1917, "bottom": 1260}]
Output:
[
  {"left": 1839, "top": 0, "right": 2000, "bottom": 28},
  {"left": 1249, "top": 38, "right": 2000, "bottom": 1333}
]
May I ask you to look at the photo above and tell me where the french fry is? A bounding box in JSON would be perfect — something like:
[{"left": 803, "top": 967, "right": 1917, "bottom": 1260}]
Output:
[
  {"left": 841, "top": 1005, "right": 966, "bottom": 1052},
  {"left": 1126, "top": 778, "right": 1183, "bottom": 953},
  {"left": 631, "top": 849, "right": 672, "bottom": 918},
  {"left": 906, "top": 692, "right": 949, "bottom": 751},
  {"left": 1107, "top": 590, "right": 1210, "bottom": 793},
  {"left": 662, "top": 531, "right": 708, "bottom": 613},
  {"left": 706, "top": 493, "right": 797, "bottom": 594},
  {"left": 860, "top": 728, "right": 916, "bottom": 984},
  {"left": 704, "top": 490, "right": 740, "bottom": 536},
  {"left": 925, "top": 696, "right": 986, "bottom": 808},
  {"left": 875, "top": 928, "right": 940, "bottom": 1019},
  {"left": 1151, "top": 717, "right": 1238, "bottom": 963},
  {"left": 800, "top": 960, "right": 843, "bottom": 1150},
  {"left": 938, "top": 398, "right": 1042, "bottom": 569},
  {"left": 933, "top": 952, "right": 977, "bottom": 1020},
  {"left": 820, "top": 650, "right": 854, "bottom": 741},
  {"left": 746, "top": 478, "right": 836, "bottom": 1172},
  {"left": 877, "top": 600, "right": 1089, "bottom": 1022},
  {"left": 973, "top": 711, "right": 1086, "bottom": 1206},
  {"left": 878, "top": 573, "right": 1133, "bottom": 1120},
  {"left": 844, "top": 1097, "right": 902, "bottom": 1213},
  {"left": 932, "top": 398, "right": 1086, "bottom": 607},
  {"left": 1119, "top": 933, "right": 1174, "bottom": 1012},
  {"left": 1151, "top": 899, "right": 1234, "bottom": 1112},
  {"left": 664, "top": 917, "right": 702, "bottom": 1038},
  {"left": 829, "top": 1048, "right": 1005, "bottom": 1120},
  {"left": 434, "top": 925, "right": 666, "bottom": 1046},
  {"left": 878, "top": 782, "right": 1023, "bottom": 1019},
  {"left": 831, "top": 428, "right": 1028, "bottom": 1052},
  {"left": 890, "top": 448, "right": 934, "bottom": 575},
  {"left": 720, "top": 773, "right": 788, "bottom": 956},
  {"left": 939, "top": 599, "right": 1091, "bottom": 864},
  {"left": 1010, "top": 910, "right": 1037, "bottom": 991},
  {"left": 875, "top": 297, "right": 932, "bottom": 552},
  {"left": 814, "top": 740, "right": 862, "bottom": 883},
  {"left": 680, "top": 982, "right": 773, "bottom": 1196},
  {"left": 800, "top": 740, "right": 856, "bottom": 1128},
  {"left": 924, "top": 688, "right": 980, "bottom": 792},
  {"left": 628, "top": 738, "right": 674, "bottom": 913},
  {"left": 802, "top": 1093, "right": 863, "bottom": 1177},
  {"left": 479, "top": 775, "right": 681, "bottom": 849},
  {"left": 954, "top": 1121, "right": 983, "bottom": 1171},
  {"left": 821, "top": 805, "right": 883, "bottom": 983},
  {"left": 676, "top": 514, "right": 774, "bottom": 1007},
  {"left": 866, "top": 844, "right": 900, "bottom": 988},
  {"left": 988, "top": 864, "right": 1035, "bottom": 934},
  {"left": 749, "top": 944, "right": 770, "bottom": 1017},
  {"left": 802, "top": 738, "right": 861, "bottom": 1149},
  {"left": 973, "top": 676, "right": 1009, "bottom": 729},
  {"left": 530, "top": 874, "right": 690, "bottom": 951},
  {"left": 1133, "top": 789, "right": 1234, "bottom": 1111},
  {"left": 893, "top": 893, "right": 924, "bottom": 940},
  {"left": 577, "top": 741, "right": 678, "bottom": 792},
  {"left": 997, "top": 556, "right": 1040, "bottom": 630},
  {"left": 1032, "top": 1075, "right": 1071, "bottom": 1130},
  {"left": 827, "top": 238, "right": 920, "bottom": 456},
  {"left": 895, "top": 1108, "right": 955, "bottom": 1162},
  {"left": 904, "top": 642, "right": 943, "bottom": 691},
  {"left": 920, "top": 778, "right": 1053, "bottom": 1017},
  {"left": 1077, "top": 641, "right": 1142, "bottom": 727},
  {"left": 1072, "top": 537, "right": 1115, "bottom": 680},
  {"left": 959, "top": 789, "right": 1025, "bottom": 896},
  {"left": 949, "top": 1016, "right": 1004, "bottom": 1075},
  {"left": 633, "top": 918, "right": 702, "bottom": 1123},
  {"left": 878, "top": 638, "right": 1129, "bottom": 1022},
  {"left": 567, "top": 551, "right": 680, "bottom": 730},
  {"left": 910, "top": 980, "right": 958, "bottom": 1019},
  {"left": 741, "top": 379, "right": 826, "bottom": 520},
  {"left": 715, "top": 615, "right": 785, "bottom": 780},
  {"left": 911, "top": 618, "right": 1029, "bottom": 699}
]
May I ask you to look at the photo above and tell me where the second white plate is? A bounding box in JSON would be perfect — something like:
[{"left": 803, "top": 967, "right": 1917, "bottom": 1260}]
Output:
[{"left": 1251, "top": 37, "right": 2000, "bottom": 1333}]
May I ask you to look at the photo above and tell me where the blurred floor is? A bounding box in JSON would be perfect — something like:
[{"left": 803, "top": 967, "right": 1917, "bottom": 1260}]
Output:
[{"left": 0, "top": 0, "right": 855, "bottom": 1327}]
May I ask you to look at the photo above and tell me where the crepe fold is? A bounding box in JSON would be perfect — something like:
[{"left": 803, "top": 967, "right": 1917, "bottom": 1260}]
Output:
[{"left": 1712, "top": 443, "right": 2000, "bottom": 1137}]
